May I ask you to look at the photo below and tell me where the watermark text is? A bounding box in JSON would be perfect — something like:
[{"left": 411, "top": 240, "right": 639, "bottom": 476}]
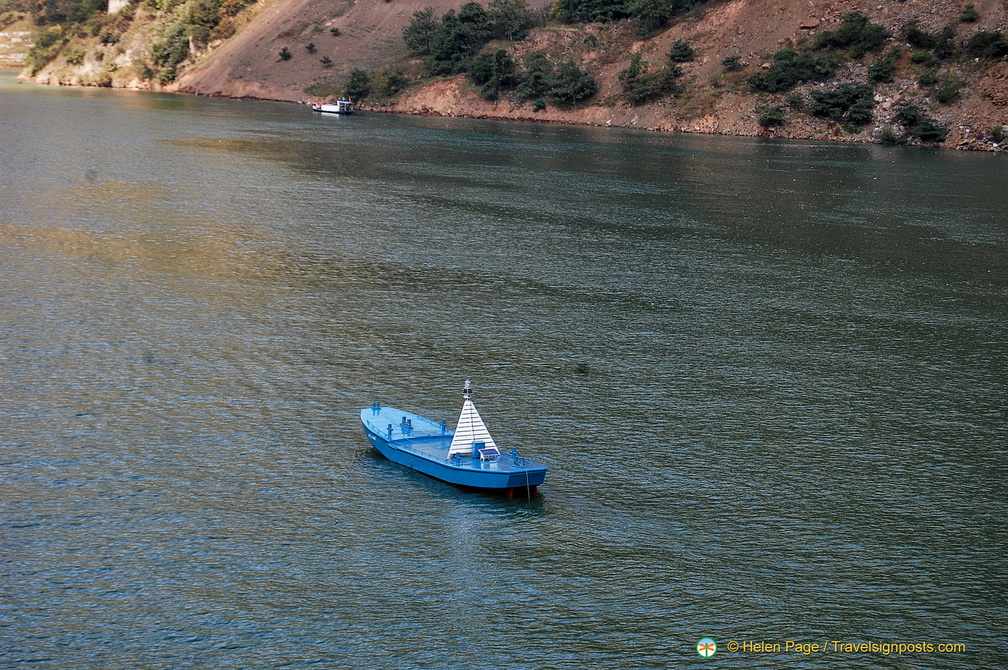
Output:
[{"left": 721, "top": 640, "right": 966, "bottom": 656}]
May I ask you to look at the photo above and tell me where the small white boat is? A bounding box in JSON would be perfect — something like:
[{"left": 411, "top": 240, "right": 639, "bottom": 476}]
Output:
[{"left": 312, "top": 99, "right": 354, "bottom": 114}]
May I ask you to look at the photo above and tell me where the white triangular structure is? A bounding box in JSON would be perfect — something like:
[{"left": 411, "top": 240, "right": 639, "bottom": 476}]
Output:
[{"left": 446, "top": 380, "right": 497, "bottom": 459}]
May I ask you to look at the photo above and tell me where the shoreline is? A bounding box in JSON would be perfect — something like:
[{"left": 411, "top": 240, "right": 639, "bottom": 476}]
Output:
[{"left": 5, "top": 67, "right": 1006, "bottom": 153}]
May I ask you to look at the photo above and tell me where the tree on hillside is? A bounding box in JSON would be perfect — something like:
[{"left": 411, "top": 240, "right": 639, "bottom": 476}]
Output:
[
  {"left": 515, "top": 51, "right": 553, "bottom": 100},
  {"left": 403, "top": 7, "right": 438, "bottom": 55},
  {"left": 555, "top": 0, "right": 628, "bottom": 23},
  {"left": 470, "top": 48, "right": 517, "bottom": 100},
  {"left": 426, "top": 9, "right": 472, "bottom": 74},
  {"left": 555, "top": 0, "right": 702, "bottom": 31},
  {"left": 625, "top": 0, "right": 671, "bottom": 35},
  {"left": 547, "top": 60, "right": 597, "bottom": 107},
  {"left": 409, "top": 1, "right": 535, "bottom": 77},
  {"left": 344, "top": 68, "right": 371, "bottom": 98},
  {"left": 457, "top": 1, "right": 493, "bottom": 45},
  {"left": 487, "top": 0, "right": 535, "bottom": 41}
]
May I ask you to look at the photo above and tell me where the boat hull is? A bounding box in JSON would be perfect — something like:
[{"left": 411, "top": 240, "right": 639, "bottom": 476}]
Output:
[
  {"left": 312, "top": 101, "right": 354, "bottom": 114},
  {"left": 361, "top": 406, "right": 546, "bottom": 491}
]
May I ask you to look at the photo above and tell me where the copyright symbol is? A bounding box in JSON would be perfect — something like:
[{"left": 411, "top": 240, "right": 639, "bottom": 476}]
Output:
[{"left": 727, "top": 641, "right": 739, "bottom": 652}]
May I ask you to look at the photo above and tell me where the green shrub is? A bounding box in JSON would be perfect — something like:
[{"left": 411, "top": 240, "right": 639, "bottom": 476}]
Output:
[
  {"left": 25, "top": 24, "right": 65, "bottom": 74},
  {"left": 758, "top": 105, "right": 785, "bottom": 128},
  {"left": 810, "top": 83, "right": 874, "bottom": 125},
  {"left": 470, "top": 48, "right": 512, "bottom": 83},
  {"left": 618, "top": 52, "right": 647, "bottom": 86},
  {"left": 65, "top": 46, "right": 85, "bottom": 64},
  {"left": 554, "top": 0, "right": 701, "bottom": 30},
  {"left": 893, "top": 101, "right": 924, "bottom": 126},
  {"left": 37, "top": 0, "right": 106, "bottom": 26},
  {"left": 721, "top": 55, "right": 742, "bottom": 71},
  {"left": 344, "top": 67, "right": 370, "bottom": 99},
  {"left": 185, "top": 0, "right": 221, "bottom": 33},
  {"left": 546, "top": 60, "right": 596, "bottom": 107},
  {"left": 470, "top": 48, "right": 516, "bottom": 100},
  {"left": 934, "top": 80, "right": 960, "bottom": 104},
  {"left": 305, "top": 42, "right": 315, "bottom": 53},
  {"left": 219, "top": 0, "right": 251, "bottom": 16},
  {"left": 965, "top": 31, "right": 1008, "bottom": 60},
  {"left": 320, "top": 55, "right": 332, "bottom": 67},
  {"left": 668, "top": 39, "right": 694, "bottom": 62},
  {"left": 909, "top": 50, "right": 933, "bottom": 65},
  {"left": 151, "top": 22, "right": 190, "bottom": 80},
  {"left": 905, "top": 24, "right": 959, "bottom": 60},
  {"left": 868, "top": 48, "right": 899, "bottom": 83},
  {"left": 879, "top": 128, "right": 904, "bottom": 145},
  {"left": 133, "top": 57, "right": 155, "bottom": 80},
  {"left": 619, "top": 52, "right": 680, "bottom": 104},
  {"left": 34, "top": 23, "right": 64, "bottom": 49},
  {"left": 626, "top": 0, "right": 672, "bottom": 35},
  {"left": 931, "top": 26, "right": 957, "bottom": 60},
  {"left": 211, "top": 15, "right": 237, "bottom": 39},
  {"left": 371, "top": 67, "right": 405, "bottom": 98},
  {"left": 917, "top": 69, "right": 937, "bottom": 86},
  {"left": 904, "top": 23, "right": 938, "bottom": 50},
  {"left": 893, "top": 101, "right": 948, "bottom": 143},
  {"left": 427, "top": 3, "right": 491, "bottom": 75},
  {"left": 467, "top": 0, "right": 506, "bottom": 39},
  {"left": 554, "top": 0, "right": 629, "bottom": 23},
  {"left": 487, "top": 0, "right": 536, "bottom": 41},
  {"left": 748, "top": 48, "right": 837, "bottom": 93},
  {"left": 909, "top": 117, "right": 949, "bottom": 143},
  {"left": 278, "top": 46, "right": 291, "bottom": 60},
  {"left": 815, "top": 11, "right": 887, "bottom": 58},
  {"left": 404, "top": 0, "right": 535, "bottom": 75},
  {"left": 960, "top": 4, "right": 979, "bottom": 22},
  {"left": 515, "top": 51, "right": 552, "bottom": 100}
]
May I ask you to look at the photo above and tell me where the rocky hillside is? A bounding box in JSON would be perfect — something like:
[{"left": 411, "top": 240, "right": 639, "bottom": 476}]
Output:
[{"left": 10, "top": 0, "right": 1008, "bottom": 150}]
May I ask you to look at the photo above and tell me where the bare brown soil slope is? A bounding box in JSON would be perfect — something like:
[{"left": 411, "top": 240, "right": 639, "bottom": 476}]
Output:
[{"left": 173, "top": 0, "right": 552, "bottom": 100}]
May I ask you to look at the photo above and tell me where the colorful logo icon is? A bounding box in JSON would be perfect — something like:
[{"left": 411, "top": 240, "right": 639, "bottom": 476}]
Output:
[{"left": 697, "top": 638, "right": 717, "bottom": 658}]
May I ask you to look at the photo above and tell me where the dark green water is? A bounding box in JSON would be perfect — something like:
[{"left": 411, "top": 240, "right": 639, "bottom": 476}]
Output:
[{"left": 1, "top": 70, "right": 1006, "bottom": 668}]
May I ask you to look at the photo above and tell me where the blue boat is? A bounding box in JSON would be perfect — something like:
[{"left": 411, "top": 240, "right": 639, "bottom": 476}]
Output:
[{"left": 361, "top": 380, "right": 547, "bottom": 496}]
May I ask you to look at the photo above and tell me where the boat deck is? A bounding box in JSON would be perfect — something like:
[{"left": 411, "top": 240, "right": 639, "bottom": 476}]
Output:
[{"left": 362, "top": 404, "right": 544, "bottom": 474}]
